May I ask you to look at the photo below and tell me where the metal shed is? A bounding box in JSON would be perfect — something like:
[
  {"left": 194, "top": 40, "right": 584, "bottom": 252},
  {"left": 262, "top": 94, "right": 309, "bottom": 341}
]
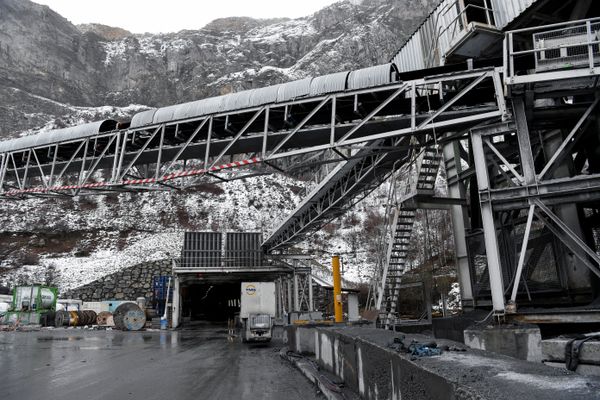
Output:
[{"left": 391, "top": 0, "right": 540, "bottom": 73}]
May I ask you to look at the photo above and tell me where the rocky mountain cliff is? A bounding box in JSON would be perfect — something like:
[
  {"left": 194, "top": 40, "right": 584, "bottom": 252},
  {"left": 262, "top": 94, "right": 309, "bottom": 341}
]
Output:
[
  {"left": 0, "top": 0, "right": 444, "bottom": 291},
  {"left": 0, "top": 0, "right": 437, "bottom": 136}
]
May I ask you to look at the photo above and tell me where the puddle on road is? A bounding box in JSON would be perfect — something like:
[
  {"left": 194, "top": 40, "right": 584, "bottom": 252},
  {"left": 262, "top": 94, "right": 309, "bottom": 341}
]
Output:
[{"left": 37, "top": 336, "right": 84, "bottom": 341}]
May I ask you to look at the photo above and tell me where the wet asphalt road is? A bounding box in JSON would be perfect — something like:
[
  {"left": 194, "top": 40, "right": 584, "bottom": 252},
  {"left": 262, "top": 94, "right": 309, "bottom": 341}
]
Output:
[{"left": 0, "top": 324, "right": 322, "bottom": 400}]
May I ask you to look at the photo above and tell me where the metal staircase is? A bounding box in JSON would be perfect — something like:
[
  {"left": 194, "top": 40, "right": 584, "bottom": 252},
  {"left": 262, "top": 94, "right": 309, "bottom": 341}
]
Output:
[{"left": 370, "top": 146, "right": 442, "bottom": 324}]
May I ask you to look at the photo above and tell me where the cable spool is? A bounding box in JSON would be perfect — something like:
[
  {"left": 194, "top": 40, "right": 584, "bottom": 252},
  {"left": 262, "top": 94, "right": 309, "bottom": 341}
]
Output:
[
  {"left": 54, "top": 310, "right": 98, "bottom": 327},
  {"left": 69, "top": 311, "right": 80, "bottom": 326},
  {"left": 97, "top": 311, "right": 113, "bottom": 326},
  {"left": 81, "top": 310, "right": 97, "bottom": 326},
  {"left": 113, "top": 303, "right": 146, "bottom": 331},
  {"left": 55, "top": 310, "right": 70, "bottom": 327}
]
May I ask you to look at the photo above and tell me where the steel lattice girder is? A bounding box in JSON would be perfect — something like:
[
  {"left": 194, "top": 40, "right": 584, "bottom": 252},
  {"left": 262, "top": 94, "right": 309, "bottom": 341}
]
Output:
[{"left": 0, "top": 68, "right": 504, "bottom": 198}]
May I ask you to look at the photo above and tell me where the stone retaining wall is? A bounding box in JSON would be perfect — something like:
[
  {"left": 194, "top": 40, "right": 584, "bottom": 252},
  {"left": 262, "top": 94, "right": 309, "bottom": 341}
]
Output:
[{"left": 62, "top": 259, "right": 174, "bottom": 301}]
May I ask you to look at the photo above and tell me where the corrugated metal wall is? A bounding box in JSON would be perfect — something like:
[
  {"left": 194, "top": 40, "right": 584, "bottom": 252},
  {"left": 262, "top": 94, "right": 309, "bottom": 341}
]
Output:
[
  {"left": 491, "top": 0, "right": 536, "bottom": 29},
  {"left": 181, "top": 232, "right": 264, "bottom": 268},
  {"left": 225, "top": 232, "right": 263, "bottom": 267},
  {"left": 182, "top": 232, "right": 222, "bottom": 268},
  {"left": 391, "top": 0, "right": 539, "bottom": 73}
]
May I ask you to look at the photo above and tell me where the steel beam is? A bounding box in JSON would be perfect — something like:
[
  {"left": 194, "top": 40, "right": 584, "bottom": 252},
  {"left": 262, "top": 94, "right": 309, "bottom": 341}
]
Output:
[{"left": 471, "top": 126, "right": 506, "bottom": 313}]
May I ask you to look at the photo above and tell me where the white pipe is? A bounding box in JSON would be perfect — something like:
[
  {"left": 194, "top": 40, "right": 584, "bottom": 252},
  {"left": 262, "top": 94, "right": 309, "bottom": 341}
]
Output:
[{"left": 162, "top": 276, "right": 172, "bottom": 320}]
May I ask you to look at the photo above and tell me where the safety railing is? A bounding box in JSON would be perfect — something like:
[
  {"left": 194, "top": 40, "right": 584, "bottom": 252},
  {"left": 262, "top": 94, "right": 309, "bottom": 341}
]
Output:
[
  {"left": 504, "top": 17, "right": 600, "bottom": 85},
  {"left": 439, "top": 1, "right": 496, "bottom": 52}
]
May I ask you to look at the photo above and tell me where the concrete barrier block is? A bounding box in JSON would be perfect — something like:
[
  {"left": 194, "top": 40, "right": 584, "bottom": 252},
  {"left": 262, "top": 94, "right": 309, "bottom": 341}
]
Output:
[
  {"left": 392, "top": 356, "right": 455, "bottom": 400},
  {"left": 464, "top": 325, "right": 542, "bottom": 362},
  {"left": 355, "top": 339, "right": 394, "bottom": 400},
  {"left": 543, "top": 337, "right": 600, "bottom": 364},
  {"left": 544, "top": 361, "right": 600, "bottom": 377}
]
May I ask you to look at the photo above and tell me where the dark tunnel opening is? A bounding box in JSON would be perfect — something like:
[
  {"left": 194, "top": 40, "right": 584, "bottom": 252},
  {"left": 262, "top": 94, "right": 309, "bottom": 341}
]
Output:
[{"left": 181, "top": 282, "right": 240, "bottom": 322}]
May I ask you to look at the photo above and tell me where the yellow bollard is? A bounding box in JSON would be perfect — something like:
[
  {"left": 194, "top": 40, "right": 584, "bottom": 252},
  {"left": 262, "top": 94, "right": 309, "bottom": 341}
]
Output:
[{"left": 332, "top": 255, "right": 343, "bottom": 323}]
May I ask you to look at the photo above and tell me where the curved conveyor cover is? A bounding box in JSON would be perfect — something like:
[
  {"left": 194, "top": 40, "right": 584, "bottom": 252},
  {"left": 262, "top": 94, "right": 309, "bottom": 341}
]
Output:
[{"left": 0, "top": 120, "right": 119, "bottom": 153}]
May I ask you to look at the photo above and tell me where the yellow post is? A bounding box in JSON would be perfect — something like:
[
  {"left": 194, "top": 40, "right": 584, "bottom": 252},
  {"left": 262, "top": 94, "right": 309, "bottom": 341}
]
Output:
[{"left": 332, "top": 255, "right": 343, "bottom": 323}]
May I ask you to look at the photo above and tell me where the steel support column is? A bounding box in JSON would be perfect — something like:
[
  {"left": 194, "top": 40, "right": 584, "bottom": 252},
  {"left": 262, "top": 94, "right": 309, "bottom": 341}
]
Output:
[
  {"left": 471, "top": 127, "right": 506, "bottom": 313},
  {"left": 442, "top": 139, "right": 474, "bottom": 305}
]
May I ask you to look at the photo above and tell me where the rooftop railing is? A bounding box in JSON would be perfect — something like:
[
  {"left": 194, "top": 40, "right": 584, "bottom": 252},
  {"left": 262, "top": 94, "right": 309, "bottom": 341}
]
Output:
[{"left": 504, "top": 17, "right": 600, "bottom": 85}]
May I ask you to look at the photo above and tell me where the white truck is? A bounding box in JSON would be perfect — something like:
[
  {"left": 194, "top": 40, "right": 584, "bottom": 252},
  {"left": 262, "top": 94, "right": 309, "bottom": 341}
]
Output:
[{"left": 239, "top": 282, "right": 276, "bottom": 343}]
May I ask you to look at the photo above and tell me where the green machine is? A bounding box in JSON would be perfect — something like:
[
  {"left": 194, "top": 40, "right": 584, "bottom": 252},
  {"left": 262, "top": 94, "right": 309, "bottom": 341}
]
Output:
[{"left": 2, "top": 285, "right": 58, "bottom": 326}]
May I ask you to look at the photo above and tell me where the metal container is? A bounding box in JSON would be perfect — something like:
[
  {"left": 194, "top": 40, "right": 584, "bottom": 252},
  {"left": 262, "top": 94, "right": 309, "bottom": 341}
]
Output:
[
  {"left": 81, "top": 301, "right": 108, "bottom": 314},
  {"left": 12, "top": 286, "right": 58, "bottom": 311},
  {"left": 240, "top": 282, "right": 277, "bottom": 319},
  {"left": 57, "top": 299, "right": 83, "bottom": 311},
  {"left": 182, "top": 231, "right": 222, "bottom": 268},
  {"left": 113, "top": 303, "right": 146, "bottom": 331},
  {"left": 225, "top": 232, "right": 263, "bottom": 267}
]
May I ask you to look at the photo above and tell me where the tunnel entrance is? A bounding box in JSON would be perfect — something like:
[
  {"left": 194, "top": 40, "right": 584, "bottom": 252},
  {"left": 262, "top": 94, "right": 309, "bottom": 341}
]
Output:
[{"left": 181, "top": 282, "right": 240, "bottom": 322}]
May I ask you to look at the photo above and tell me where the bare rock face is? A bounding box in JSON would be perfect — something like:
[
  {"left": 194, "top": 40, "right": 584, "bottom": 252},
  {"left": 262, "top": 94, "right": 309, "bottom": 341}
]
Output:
[
  {"left": 0, "top": 0, "right": 438, "bottom": 137},
  {"left": 76, "top": 23, "right": 133, "bottom": 41},
  {"left": 0, "top": 0, "right": 440, "bottom": 289}
]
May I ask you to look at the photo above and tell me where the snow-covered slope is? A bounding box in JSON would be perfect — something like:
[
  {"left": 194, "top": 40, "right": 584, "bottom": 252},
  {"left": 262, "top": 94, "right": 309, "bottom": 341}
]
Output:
[{"left": 0, "top": 0, "right": 448, "bottom": 293}]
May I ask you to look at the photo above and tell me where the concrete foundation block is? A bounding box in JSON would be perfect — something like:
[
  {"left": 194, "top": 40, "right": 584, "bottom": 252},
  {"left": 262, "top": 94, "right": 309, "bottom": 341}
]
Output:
[
  {"left": 287, "top": 326, "right": 600, "bottom": 400},
  {"left": 544, "top": 361, "right": 600, "bottom": 377},
  {"left": 355, "top": 338, "right": 394, "bottom": 400},
  {"left": 542, "top": 337, "right": 600, "bottom": 365},
  {"left": 285, "top": 325, "right": 317, "bottom": 355},
  {"left": 464, "top": 324, "right": 542, "bottom": 362}
]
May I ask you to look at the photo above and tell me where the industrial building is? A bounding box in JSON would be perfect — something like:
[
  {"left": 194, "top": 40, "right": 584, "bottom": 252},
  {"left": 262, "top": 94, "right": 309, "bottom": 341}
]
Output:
[{"left": 2, "top": 0, "right": 600, "bottom": 388}]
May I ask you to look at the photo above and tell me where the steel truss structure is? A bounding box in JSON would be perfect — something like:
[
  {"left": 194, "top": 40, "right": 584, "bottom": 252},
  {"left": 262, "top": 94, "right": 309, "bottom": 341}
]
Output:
[
  {"left": 4, "top": 8, "right": 600, "bottom": 320},
  {"left": 363, "top": 17, "right": 600, "bottom": 318},
  {"left": 0, "top": 68, "right": 504, "bottom": 199}
]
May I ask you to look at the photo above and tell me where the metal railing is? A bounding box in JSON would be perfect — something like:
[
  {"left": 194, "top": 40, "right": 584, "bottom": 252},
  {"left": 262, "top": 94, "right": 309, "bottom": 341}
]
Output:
[
  {"left": 504, "top": 17, "right": 600, "bottom": 85},
  {"left": 439, "top": 1, "right": 496, "bottom": 51}
]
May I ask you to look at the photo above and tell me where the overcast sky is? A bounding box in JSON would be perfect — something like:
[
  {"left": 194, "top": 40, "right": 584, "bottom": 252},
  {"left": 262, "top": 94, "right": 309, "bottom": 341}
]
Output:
[{"left": 33, "top": 0, "right": 341, "bottom": 34}]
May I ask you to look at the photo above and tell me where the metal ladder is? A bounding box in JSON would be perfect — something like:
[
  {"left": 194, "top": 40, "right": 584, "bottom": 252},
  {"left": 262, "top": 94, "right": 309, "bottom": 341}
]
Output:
[{"left": 376, "top": 146, "right": 442, "bottom": 325}]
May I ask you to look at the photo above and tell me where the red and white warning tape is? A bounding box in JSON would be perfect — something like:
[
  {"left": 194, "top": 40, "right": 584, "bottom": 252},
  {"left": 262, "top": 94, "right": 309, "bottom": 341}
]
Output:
[{"left": 2, "top": 156, "right": 262, "bottom": 196}]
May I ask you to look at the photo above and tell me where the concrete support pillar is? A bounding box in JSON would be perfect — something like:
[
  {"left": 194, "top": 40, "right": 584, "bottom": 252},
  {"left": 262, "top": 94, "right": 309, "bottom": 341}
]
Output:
[
  {"left": 471, "top": 128, "right": 506, "bottom": 313},
  {"left": 442, "top": 139, "right": 474, "bottom": 305},
  {"left": 172, "top": 275, "right": 180, "bottom": 329}
]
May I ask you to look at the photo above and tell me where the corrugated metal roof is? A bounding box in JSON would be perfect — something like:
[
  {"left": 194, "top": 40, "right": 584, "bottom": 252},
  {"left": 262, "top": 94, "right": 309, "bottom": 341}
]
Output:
[
  {"left": 276, "top": 78, "right": 312, "bottom": 102},
  {"left": 390, "top": 0, "right": 540, "bottom": 72},
  {"left": 309, "top": 71, "right": 349, "bottom": 96},
  {"left": 130, "top": 109, "right": 157, "bottom": 128},
  {"left": 249, "top": 84, "right": 281, "bottom": 107},
  {"left": 223, "top": 90, "right": 254, "bottom": 112},
  {"left": 153, "top": 104, "right": 180, "bottom": 125},
  {"left": 491, "top": 0, "right": 537, "bottom": 29},
  {"left": 347, "top": 63, "right": 399, "bottom": 90},
  {"left": 0, "top": 120, "right": 118, "bottom": 153},
  {"left": 171, "top": 96, "right": 226, "bottom": 122}
]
